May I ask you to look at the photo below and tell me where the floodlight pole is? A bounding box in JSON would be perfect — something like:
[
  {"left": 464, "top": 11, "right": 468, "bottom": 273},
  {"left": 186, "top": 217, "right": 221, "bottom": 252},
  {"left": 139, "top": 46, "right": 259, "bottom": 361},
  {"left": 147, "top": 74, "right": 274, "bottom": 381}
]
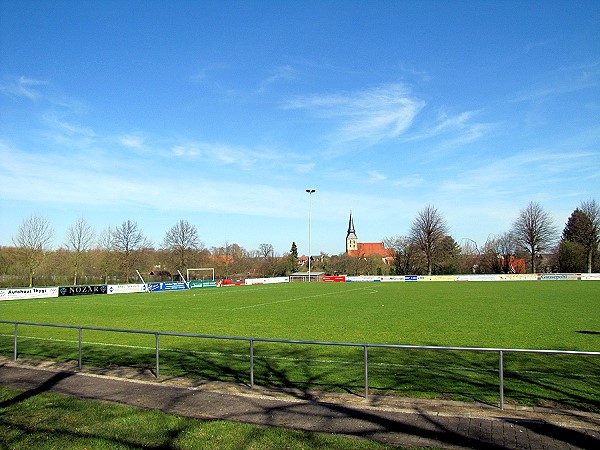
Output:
[{"left": 306, "top": 189, "right": 315, "bottom": 282}]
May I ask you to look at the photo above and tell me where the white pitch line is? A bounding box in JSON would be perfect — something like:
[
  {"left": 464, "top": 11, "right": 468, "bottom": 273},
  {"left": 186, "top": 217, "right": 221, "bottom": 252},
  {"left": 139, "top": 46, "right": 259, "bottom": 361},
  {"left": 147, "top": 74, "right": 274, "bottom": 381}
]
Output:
[{"left": 229, "top": 286, "right": 376, "bottom": 311}]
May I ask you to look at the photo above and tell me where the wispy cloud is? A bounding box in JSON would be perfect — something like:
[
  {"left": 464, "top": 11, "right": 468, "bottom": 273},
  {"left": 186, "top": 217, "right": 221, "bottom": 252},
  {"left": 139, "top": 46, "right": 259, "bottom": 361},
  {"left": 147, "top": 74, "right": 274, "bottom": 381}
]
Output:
[
  {"left": 403, "top": 109, "right": 494, "bottom": 149},
  {"left": 510, "top": 61, "right": 599, "bottom": 103},
  {"left": 439, "top": 149, "right": 600, "bottom": 199},
  {"left": 257, "top": 65, "right": 298, "bottom": 93},
  {"left": 119, "top": 134, "right": 146, "bottom": 149},
  {"left": 392, "top": 174, "right": 425, "bottom": 188},
  {"left": 0, "top": 75, "right": 49, "bottom": 100},
  {"left": 171, "top": 141, "right": 283, "bottom": 170},
  {"left": 284, "top": 83, "right": 425, "bottom": 146},
  {"left": 367, "top": 169, "right": 386, "bottom": 183},
  {"left": 0, "top": 140, "right": 309, "bottom": 219}
]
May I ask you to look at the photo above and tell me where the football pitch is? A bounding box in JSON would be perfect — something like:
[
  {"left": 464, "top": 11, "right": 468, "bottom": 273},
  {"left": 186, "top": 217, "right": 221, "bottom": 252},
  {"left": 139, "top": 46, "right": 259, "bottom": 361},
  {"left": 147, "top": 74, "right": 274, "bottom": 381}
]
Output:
[{"left": 1, "top": 281, "right": 599, "bottom": 410}]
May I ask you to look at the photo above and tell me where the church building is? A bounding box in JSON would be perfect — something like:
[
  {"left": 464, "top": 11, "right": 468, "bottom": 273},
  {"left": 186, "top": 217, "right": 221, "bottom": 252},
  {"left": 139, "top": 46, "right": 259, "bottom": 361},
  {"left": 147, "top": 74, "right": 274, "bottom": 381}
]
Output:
[{"left": 345, "top": 212, "right": 393, "bottom": 262}]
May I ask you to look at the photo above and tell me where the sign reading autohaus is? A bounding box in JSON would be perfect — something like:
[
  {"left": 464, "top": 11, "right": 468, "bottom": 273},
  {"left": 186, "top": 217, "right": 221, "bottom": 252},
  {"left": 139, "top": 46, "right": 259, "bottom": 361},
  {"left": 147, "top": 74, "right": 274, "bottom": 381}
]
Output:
[{"left": 59, "top": 285, "right": 107, "bottom": 297}]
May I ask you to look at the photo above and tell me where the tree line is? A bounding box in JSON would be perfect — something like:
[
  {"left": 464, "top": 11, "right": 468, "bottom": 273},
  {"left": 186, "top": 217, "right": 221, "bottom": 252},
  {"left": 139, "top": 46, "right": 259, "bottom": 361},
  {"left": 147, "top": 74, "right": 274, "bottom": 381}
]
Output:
[
  {"left": 1, "top": 199, "right": 599, "bottom": 288},
  {"left": 385, "top": 200, "right": 599, "bottom": 276}
]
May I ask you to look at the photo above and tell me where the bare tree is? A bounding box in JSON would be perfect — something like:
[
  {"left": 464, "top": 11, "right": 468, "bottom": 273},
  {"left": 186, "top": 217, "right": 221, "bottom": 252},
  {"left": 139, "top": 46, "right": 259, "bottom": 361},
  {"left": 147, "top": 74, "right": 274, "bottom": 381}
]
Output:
[
  {"left": 384, "top": 235, "right": 420, "bottom": 275},
  {"left": 13, "top": 214, "right": 54, "bottom": 287},
  {"left": 512, "top": 201, "right": 557, "bottom": 273},
  {"left": 111, "top": 220, "right": 149, "bottom": 282},
  {"left": 258, "top": 243, "right": 274, "bottom": 259},
  {"left": 409, "top": 205, "right": 448, "bottom": 275},
  {"left": 163, "top": 220, "right": 200, "bottom": 272},
  {"left": 579, "top": 199, "right": 600, "bottom": 273},
  {"left": 64, "top": 217, "right": 95, "bottom": 285},
  {"left": 96, "top": 226, "right": 114, "bottom": 284}
]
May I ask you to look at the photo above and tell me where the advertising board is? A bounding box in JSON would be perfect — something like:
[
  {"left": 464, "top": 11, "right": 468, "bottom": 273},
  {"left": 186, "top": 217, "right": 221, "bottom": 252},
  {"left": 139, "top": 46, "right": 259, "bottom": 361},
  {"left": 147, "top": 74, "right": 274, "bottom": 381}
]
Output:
[
  {"left": 245, "top": 277, "right": 289, "bottom": 285},
  {"left": 0, "top": 287, "right": 59, "bottom": 301},
  {"left": 346, "top": 276, "right": 383, "bottom": 282},
  {"left": 190, "top": 280, "right": 217, "bottom": 288},
  {"left": 537, "top": 273, "right": 581, "bottom": 281},
  {"left": 417, "top": 275, "right": 457, "bottom": 282},
  {"left": 322, "top": 276, "right": 346, "bottom": 282},
  {"left": 147, "top": 282, "right": 188, "bottom": 292},
  {"left": 108, "top": 284, "right": 147, "bottom": 294},
  {"left": 582, "top": 273, "right": 600, "bottom": 280},
  {"left": 380, "top": 276, "right": 408, "bottom": 282},
  {"left": 59, "top": 285, "right": 107, "bottom": 296}
]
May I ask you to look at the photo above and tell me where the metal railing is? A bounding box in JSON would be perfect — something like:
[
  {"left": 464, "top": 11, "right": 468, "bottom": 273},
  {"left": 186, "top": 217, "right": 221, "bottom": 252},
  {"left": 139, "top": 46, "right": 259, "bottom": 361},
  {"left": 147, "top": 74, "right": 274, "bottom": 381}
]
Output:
[{"left": 2, "top": 320, "right": 599, "bottom": 410}]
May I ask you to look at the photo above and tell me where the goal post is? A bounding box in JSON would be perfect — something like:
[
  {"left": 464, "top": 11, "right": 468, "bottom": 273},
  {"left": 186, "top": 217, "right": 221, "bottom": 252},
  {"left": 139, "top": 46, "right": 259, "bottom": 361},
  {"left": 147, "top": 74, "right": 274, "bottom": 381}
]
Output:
[{"left": 187, "top": 268, "right": 215, "bottom": 282}]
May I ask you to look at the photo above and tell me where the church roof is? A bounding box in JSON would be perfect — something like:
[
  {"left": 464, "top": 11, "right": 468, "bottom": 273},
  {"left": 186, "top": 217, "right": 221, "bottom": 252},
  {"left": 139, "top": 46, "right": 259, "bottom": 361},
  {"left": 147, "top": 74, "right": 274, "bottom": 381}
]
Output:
[
  {"left": 346, "top": 212, "right": 357, "bottom": 239},
  {"left": 348, "top": 242, "right": 392, "bottom": 258}
]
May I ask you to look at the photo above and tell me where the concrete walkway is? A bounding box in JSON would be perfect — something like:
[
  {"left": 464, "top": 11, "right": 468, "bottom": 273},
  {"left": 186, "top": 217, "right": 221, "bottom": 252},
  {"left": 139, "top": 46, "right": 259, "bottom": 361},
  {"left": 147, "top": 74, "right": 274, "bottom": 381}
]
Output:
[{"left": 0, "top": 359, "right": 599, "bottom": 449}]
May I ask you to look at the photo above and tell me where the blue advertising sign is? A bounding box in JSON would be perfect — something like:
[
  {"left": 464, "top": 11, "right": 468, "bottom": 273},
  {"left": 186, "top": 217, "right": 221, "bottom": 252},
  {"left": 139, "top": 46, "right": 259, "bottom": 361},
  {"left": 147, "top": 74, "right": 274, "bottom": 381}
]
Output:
[{"left": 147, "top": 282, "right": 189, "bottom": 292}]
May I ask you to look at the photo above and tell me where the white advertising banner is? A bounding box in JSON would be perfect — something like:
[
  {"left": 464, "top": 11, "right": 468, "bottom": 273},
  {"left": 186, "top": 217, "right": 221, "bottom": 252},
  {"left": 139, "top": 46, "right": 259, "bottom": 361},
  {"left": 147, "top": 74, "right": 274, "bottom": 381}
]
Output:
[
  {"left": 346, "top": 275, "right": 384, "bottom": 282},
  {"left": 0, "top": 287, "right": 59, "bottom": 301},
  {"left": 108, "top": 284, "right": 147, "bottom": 294},
  {"left": 581, "top": 273, "right": 600, "bottom": 281},
  {"left": 245, "top": 277, "right": 289, "bottom": 285}
]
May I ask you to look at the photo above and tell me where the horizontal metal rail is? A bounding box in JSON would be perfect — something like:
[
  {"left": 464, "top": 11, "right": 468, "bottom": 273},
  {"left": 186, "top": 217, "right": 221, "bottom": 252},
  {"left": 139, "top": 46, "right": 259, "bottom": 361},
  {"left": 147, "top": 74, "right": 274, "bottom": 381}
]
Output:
[{"left": 1, "top": 319, "right": 599, "bottom": 409}]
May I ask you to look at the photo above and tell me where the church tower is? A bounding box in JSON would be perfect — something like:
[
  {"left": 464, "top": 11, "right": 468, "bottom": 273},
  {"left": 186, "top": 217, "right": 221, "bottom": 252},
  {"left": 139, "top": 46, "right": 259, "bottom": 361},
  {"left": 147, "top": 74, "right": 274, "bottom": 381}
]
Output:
[{"left": 346, "top": 211, "right": 358, "bottom": 253}]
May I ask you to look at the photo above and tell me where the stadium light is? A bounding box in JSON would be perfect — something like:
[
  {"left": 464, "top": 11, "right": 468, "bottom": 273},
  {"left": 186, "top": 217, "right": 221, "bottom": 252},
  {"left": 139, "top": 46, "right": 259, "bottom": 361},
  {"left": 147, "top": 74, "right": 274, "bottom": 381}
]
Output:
[{"left": 306, "top": 189, "right": 316, "bottom": 282}]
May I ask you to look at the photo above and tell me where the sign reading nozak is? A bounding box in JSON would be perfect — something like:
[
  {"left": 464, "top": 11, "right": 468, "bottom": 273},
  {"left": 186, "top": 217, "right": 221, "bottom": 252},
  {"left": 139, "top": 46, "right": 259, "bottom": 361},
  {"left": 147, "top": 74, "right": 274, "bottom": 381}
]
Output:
[{"left": 59, "top": 285, "right": 108, "bottom": 297}]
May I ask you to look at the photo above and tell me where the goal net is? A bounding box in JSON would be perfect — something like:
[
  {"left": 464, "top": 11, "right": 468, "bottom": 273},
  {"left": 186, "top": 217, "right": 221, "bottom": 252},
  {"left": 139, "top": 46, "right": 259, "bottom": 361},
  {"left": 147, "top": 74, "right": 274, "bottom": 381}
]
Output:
[{"left": 187, "top": 268, "right": 215, "bottom": 282}]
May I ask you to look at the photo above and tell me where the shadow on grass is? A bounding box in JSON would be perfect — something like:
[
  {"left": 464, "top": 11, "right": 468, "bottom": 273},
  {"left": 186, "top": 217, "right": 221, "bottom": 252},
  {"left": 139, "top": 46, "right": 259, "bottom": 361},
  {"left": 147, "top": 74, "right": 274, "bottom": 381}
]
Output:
[
  {"left": 3, "top": 335, "right": 600, "bottom": 413},
  {"left": 0, "top": 370, "right": 73, "bottom": 408}
]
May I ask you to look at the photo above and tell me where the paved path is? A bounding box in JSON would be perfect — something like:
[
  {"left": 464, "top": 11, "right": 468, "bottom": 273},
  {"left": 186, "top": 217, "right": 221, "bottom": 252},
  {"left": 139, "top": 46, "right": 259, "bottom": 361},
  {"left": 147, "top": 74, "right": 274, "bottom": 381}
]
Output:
[{"left": 1, "top": 360, "right": 599, "bottom": 449}]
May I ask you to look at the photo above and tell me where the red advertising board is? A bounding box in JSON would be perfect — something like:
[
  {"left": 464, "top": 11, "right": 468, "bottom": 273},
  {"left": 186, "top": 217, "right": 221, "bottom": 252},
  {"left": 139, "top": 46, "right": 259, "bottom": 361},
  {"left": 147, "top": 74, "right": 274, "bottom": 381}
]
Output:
[{"left": 322, "top": 276, "right": 346, "bottom": 282}]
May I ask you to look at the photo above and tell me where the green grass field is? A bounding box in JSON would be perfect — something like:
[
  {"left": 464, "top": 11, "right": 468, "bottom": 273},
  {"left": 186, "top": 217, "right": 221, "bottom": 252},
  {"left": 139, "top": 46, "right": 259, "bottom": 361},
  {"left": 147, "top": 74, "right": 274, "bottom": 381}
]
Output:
[{"left": 1, "top": 281, "right": 599, "bottom": 411}]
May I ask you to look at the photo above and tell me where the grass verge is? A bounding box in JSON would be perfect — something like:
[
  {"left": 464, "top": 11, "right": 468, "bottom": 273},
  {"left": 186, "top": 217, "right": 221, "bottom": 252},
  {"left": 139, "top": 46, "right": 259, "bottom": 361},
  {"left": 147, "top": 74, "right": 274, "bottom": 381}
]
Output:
[{"left": 0, "top": 385, "right": 399, "bottom": 450}]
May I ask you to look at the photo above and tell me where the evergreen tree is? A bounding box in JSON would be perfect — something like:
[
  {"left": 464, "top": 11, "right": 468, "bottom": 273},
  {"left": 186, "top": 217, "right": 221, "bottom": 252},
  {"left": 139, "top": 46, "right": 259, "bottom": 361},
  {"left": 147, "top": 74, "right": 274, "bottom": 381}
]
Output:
[
  {"left": 561, "top": 207, "right": 597, "bottom": 273},
  {"left": 290, "top": 241, "right": 298, "bottom": 259}
]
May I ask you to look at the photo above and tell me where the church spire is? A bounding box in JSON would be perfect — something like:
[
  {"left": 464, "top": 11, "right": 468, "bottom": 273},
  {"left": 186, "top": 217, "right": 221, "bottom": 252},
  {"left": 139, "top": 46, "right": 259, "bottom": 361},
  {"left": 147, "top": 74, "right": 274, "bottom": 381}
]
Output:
[
  {"left": 346, "top": 211, "right": 358, "bottom": 253},
  {"left": 347, "top": 211, "right": 356, "bottom": 237}
]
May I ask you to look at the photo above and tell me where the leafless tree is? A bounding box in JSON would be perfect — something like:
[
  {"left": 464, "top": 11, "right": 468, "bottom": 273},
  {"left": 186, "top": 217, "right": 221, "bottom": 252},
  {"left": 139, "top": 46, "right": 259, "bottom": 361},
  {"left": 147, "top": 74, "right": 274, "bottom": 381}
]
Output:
[
  {"left": 111, "top": 220, "right": 149, "bottom": 282},
  {"left": 96, "top": 226, "right": 114, "bottom": 284},
  {"left": 409, "top": 204, "right": 448, "bottom": 275},
  {"left": 480, "top": 232, "right": 516, "bottom": 273},
  {"left": 163, "top": 219, "right": 200, "bottom": 272},
  {"left": 258, "top": 243, "right": 274, "bottom": 259},
  {"left": 13, "top": 214, "right": 54, "bottom": 287},
  {"left": 64, "top": 217, "right": 95, "bottom": 285},
  {"left": 384, "top": 235, "right": 420, "bottom": 275},
  {"left": 511, "top": 201, "right": 557, "bottom": 273},
  {"left": 579, "top": 199, "right": 600, "bottom": 273}
]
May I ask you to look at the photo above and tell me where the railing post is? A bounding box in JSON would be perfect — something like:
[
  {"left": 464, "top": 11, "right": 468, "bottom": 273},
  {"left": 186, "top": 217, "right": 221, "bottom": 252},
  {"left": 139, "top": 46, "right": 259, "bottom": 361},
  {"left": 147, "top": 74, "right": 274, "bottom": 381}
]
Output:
[
  {"left": 78, "top": 328, "right": 83, "bottom": 369},
  {"left": 13, "top": 324, "right": 18, "bottom": 361},
  {"left": 155, "top": 333, "right": 160, "bottom": 378},
  {"left": 499, "top": 350, "right": 504, "bottom": 410},
  {"left": 364, "top": 345, "right": 369, "bottom": 400},
  {"left": 250, "top": 339, "right": 254, "bottom": 388}
]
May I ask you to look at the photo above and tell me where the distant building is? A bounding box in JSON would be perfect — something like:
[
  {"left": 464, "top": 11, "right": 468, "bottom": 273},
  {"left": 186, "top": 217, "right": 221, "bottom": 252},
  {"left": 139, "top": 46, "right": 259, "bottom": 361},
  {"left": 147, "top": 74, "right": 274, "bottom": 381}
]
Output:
[{"left": 345, "top": 212, "right": 393, "bottom": 263}]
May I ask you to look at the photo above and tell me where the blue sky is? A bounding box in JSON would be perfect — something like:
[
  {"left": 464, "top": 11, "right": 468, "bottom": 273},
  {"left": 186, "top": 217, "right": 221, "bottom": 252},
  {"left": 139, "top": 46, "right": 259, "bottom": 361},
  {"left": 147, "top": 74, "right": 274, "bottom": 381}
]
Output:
[{"left": 1, "top": 0, "right": 599, "bottom": 256}]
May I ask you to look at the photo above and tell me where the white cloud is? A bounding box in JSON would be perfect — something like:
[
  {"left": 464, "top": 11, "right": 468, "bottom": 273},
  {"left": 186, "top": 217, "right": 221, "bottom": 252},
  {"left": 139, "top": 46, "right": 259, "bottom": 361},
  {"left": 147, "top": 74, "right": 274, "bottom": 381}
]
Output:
[
  {"left": 392, "top": 174, "right": 425, "bottom": 188},
  {"left": 120, "top": 134, "right": 145, "bottom": 149},
  {"left": 257, "top": 65, "right": 298, "bottom": 93},
  {"left": 284, "top": 83, "right": 425, "bottom": 146},
  {"left": 0, "top": 76, "right": 49, "bottom": 100},
  {"left": 367, "top": 170, "right": 386, "bottom": 183},
  {"left": 171, "top": 141, "right": 284, "bottom": 170},
  {"left": 403, "top": 109, "right": 493, "bottom": 149}
]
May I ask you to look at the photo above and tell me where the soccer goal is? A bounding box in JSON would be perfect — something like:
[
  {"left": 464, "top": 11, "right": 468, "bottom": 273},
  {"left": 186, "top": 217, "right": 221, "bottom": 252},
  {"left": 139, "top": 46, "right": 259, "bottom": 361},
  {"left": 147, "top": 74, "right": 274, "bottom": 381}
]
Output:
[{"left": 187, "top": 268, "right": 215, "bottom": 282}]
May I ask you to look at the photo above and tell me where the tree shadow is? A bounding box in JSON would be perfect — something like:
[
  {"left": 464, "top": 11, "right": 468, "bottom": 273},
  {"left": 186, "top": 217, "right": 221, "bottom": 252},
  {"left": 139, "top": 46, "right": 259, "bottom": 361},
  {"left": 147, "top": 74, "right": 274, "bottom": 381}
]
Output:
[{"left": 0, "top": 370, "right": 73, "bottom": 409}]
